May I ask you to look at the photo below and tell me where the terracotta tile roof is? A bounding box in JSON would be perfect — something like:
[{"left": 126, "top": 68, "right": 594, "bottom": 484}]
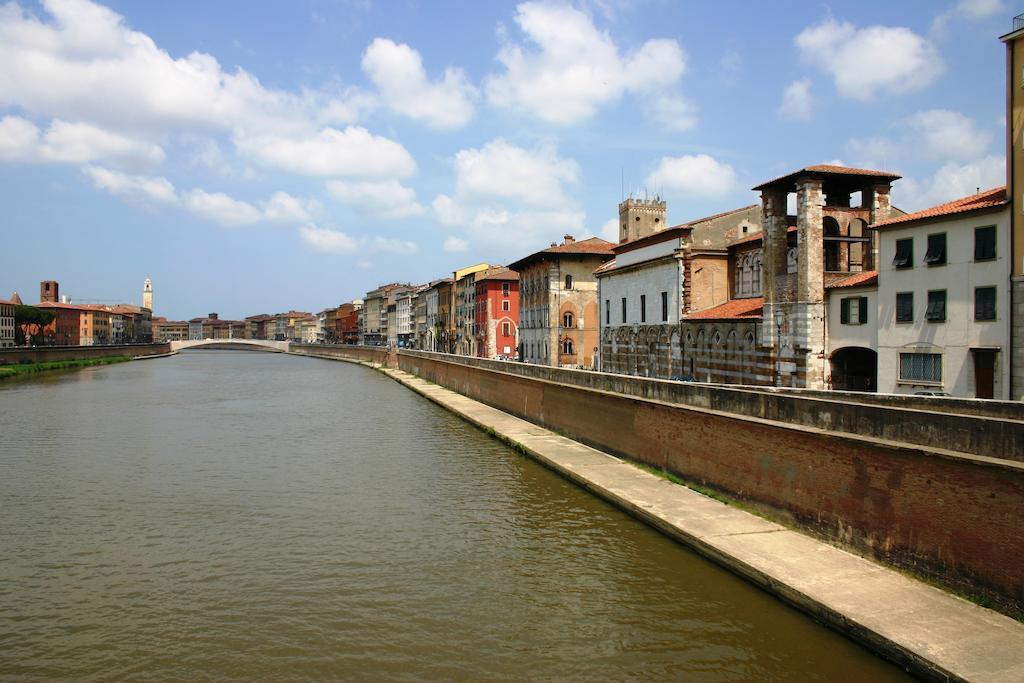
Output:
[
  {"left": 753, "top": 164, "right": 900, "bottom": 191},
  {"left": 825, "top": 271, "right": 878, "bottom": 290},
  {"left": 0, "top": 298, "right": 13, "bottom": 306},
  {"left": 685, "top": 297, "right": 764, "bottom": 320},
  {"left": 475, "top": 267, "right": 519, "bottom": 282},
  {"left": 871, "top": 186, "right": 1008, "bottom": 229},
  {"left": 508, "top": 236, "right": 614, "bottom": 271},
  {"left": 727, "top": 224, "right": 797, "bottom": 247},
  {"left": 543, "top": 236, "right": 615, "bottom": 254}
]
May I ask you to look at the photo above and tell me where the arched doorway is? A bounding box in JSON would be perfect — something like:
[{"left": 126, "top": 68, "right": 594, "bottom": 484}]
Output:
[{"left": 830, "top": 347, "right": 877, "bottom": 392}]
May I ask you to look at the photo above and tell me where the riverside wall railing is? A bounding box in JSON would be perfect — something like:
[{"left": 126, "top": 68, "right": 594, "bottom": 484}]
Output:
[
  {"left": 392, "top": 349, "right": 1024, "bottom": 615},
  {"left": 0, "top": 342, "right": 171, "bottom": 365},
  {"left": 398, "top": 350, "right": 1024, "bottom": 462}
]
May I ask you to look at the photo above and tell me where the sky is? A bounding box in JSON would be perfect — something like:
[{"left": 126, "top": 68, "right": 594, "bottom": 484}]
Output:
[{"left": 0, "top": 0, "right": 1015, "bottom": 319}]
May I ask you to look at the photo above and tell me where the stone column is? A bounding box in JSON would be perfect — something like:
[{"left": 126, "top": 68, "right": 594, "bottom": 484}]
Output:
[
  {"left": 796, "top": 177, "right": 824, "bottom": 303},
  {"left": 868, "top": 183, "right": 893, "bottom": 273},
  {"left": 796, "top": 176, "right": 826, "bottom": 389},
  {"left": 760, "top": 190, "right": 788, "bottom": 351}
]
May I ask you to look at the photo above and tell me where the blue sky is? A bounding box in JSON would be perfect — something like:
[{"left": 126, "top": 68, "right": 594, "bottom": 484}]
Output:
[{"left": 0, "top": 0, "right": 1013, "bottom": 319}]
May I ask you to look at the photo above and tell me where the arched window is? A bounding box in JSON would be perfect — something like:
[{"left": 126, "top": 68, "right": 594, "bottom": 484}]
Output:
[
  {"left": 565, "top": 274, "right": 573, "bottom": 289},
  {"left": 752, "top": 253, "right": 763, "bottom": 295},
  {"left": 563, "top": 312, "right": 574, "bottom": 328},
  {"left": 562, "top": 339, "right": 574, "bottom": 356}
]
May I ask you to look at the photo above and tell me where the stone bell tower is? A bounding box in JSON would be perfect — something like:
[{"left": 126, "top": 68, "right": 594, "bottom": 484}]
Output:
[
  {"left": 618, "top": 197, "right": 667, "bottom": 243},
  {"left": 142, "top": 278, "right": 153, "bottom": 310}
]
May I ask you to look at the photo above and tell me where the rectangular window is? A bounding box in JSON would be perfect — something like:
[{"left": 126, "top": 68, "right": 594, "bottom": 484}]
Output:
[
  {"left": 502, "top": 300, "right": 510, "bottom": 311},
  {"left": 926, "top": 290, "right": 946, "bottom": 322},
  {"left": 605, "top": 299, "right": 610, "bottom": 325},
  {"left": 899, "top": 353, "right": 942, "bottom": 383},
  {"left": 974, "top": 226, "right": 996, "bottom": 261},
  {"left": 502, "top": 322, "right": 510, "bottom": 336},
  {"left": 840, "top": 296, "right": 868, "bottom": 325},
  {"left": 924, "top": 233, "right": 946, "bottom": 266},
  {"left": 896, "top": 292, "right": 914, "bottom": 323},
  {"left": 893, "top": 238, "right": 913, "bottom": 269},
  {"left": 502, "top": 282, "right": 510, "bottom": 296},
  {"left": 640, "top": 294, "right": 646, "bottom": 323},
  {"left": 621, "top": 297, "right": 627, "bottom": 324},
  {"left": 975, "top": 286, "right": 997, "bottom": 321},
  {"left": 661, "top": 292, "right": 668, "bottom": 322}
]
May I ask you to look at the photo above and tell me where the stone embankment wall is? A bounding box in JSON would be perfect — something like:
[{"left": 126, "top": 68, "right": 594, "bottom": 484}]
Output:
[
  {"left": 399, "top": 352, "right": 1023, "bottom": 461},
  {"left": 289, "top": 343, "right": 390, "bottom": 366},
  {"left": 396, "top": 350, "right": 1024, "bottom": 615},
  {"left": 0, "top": 343, "right": 170, "bottom": 365}
]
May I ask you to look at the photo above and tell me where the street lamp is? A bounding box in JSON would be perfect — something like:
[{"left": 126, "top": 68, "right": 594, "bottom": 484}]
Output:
[{"left": 773, "top": 308, "right": 785, "bottom": 387}]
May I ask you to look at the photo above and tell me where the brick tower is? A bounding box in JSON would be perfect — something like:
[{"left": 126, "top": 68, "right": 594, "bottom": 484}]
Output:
[{"left": 40, "top": 280, "right": 59, "bottom": 303}]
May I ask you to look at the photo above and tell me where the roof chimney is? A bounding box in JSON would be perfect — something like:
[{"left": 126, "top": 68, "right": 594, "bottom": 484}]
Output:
[
  {"left": 563, "top": 234, "right": 575, "bottom": 244},
  {"left": 209, "top": 312, "right": 218, "bottom": 320}
]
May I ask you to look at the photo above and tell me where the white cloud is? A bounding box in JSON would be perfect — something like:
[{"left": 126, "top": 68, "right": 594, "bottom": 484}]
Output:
[
  {"left": 299, "top": 225, "right": 419, "bottom": 256},
  {"left": 299, "top": 225, "right": 360, "bottom": 254},
  {"left": 372, "top": 236, "right": 418, "bottom": 255},
  {"left": 644, "top": 93, "right": 697, "bottom": 132},
  {"left": 263, "top": 191, "right": 319, "bottom": 224},
  {"left": 954, "top": 0, "right": 1005, "bottom": 18},
  {"left": 0, "top": 0, "right": 366, "bottom": 137},
  {"left": 433, "top": 193, "right": 466, "bottom": 226},
  {"left": 443, "top": 236, "right": 469, "bottom": 252},
  {"left": 82, "top": 165, "right": 177, "bottom": 205},
  {"left": 453, "top": 138, "right": 579, "bottom": 205},
  {"left": 894, "top": 155, "right": 1005, "bottom": 211},
  {"left": 0, "top": 115, "right": 164, "bottom": 167},
  {"left": 932, "top": 1, "right": 1006, "bottom": 36},
  {"left": 236, "top": 126, "right": 416, "bottom": 178},
  {"left": 906, "top": 110, "right": 991, "bottom": 161},
  {"left": 183, "top": 189, "right": 263, "bottom": 227},
  {"left": 779, "top": 79, "right": 813, "bottom": 120},
  {"left": 599, "top": 217, "right": 618, "bottom": 242},
  {"left": 326, "top": 179, "right": 424, "bottom": 218},
  {"left": 433, "top": 137, "right": 588, "bottom": 252},
  {"left": 795, "top": 18, "right": 942, "bottom": 99},
  {"left": 361, "top": 38, "right": 475, "bottom": 129},
  {"left": 485, "top": 2, "right": 688, "bottom": 124},
  {"left": 848, "top": 109, "right": 992, "bottom": 166},
  {"left": 646, "top": 154, "right": 737, "bottom": 197}
]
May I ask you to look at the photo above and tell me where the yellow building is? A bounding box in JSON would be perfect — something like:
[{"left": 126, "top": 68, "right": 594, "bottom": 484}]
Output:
[{"left": 1001, "top": 16, "right": 1024, "bottom": 399}]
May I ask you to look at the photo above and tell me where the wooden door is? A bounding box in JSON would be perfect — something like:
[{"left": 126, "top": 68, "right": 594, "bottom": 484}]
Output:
[{"left": 973, "top": 350, "right": 996, "bottom": 399}]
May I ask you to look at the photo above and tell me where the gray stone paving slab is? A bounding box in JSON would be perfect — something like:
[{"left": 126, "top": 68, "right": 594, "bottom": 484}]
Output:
[{"left": 380, "top": 367, "right": 1024, "bottom": 682}]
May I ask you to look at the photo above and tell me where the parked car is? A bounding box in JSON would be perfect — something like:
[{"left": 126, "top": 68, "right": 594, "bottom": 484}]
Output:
[
  {"left": 913, "top": 390, "right": 951, "bottom": 397},
  {"left": 669, "top": 374, "right": 696, "bottom": 382}
]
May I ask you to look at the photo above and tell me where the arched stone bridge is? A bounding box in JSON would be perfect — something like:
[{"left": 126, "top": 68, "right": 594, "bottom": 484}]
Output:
[{"left": 170, "top": 339, "right": 291, "bottom": 353}]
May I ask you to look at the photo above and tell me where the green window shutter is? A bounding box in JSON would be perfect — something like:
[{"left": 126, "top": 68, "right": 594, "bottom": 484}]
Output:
[
  {"left": 858, "top": 297, "right": 868, "bottom": 324},
  {"left": 840, "top": 298, "right": 849, "bottom": 324}
]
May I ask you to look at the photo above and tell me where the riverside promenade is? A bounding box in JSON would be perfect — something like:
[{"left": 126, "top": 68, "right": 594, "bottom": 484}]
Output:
[{"left": 372, "top": 362, "right": 1024, "bottom": 682}]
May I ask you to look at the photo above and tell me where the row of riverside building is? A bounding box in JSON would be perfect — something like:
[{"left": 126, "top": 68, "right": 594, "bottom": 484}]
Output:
[
  {"left": 313, "top": 16, "right": 1024, "bottom": 402},
  {"left": 1, "top": 279, "right": 154, "bottom": 347},
  {"left": 52, "top": 16, "right": 1024, "bottom": 401}
]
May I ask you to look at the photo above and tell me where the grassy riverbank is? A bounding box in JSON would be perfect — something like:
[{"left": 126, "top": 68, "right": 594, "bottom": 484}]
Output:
[{"left": 0, "top": 355, "right": 132, "bottom": 380}]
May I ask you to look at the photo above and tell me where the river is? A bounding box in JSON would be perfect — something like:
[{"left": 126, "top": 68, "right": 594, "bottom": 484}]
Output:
[{"left": 0, "top": 351, "right": 910, "bottom": 681}]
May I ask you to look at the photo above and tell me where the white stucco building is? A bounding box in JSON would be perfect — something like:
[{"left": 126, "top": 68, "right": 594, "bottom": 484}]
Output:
[{"left": 871, "top": 188, "right": 1011, "bottom": 398}]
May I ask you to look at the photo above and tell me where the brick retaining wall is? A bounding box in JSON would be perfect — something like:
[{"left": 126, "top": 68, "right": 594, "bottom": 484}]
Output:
[{"left": 397, "top": 350, "right": 1024, "bottom": 615}]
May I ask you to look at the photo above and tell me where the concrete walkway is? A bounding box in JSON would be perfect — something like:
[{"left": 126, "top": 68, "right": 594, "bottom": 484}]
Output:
[{"left": 378, "top": 366, "right": 1024, "bottom": 683}]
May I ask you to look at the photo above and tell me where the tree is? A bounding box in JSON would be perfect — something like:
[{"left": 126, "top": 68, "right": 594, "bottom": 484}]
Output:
[{"left": 15, "top": 305, "right": 56, "bottom": 346}]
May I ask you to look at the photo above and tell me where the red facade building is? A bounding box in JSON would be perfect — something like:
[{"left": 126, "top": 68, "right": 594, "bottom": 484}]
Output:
[
  {"left": 337, "top": 303, "right": 361, "bottom": 344},
  {"left": 474, "top": 268, "right": 519, "bottom": 359}
]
